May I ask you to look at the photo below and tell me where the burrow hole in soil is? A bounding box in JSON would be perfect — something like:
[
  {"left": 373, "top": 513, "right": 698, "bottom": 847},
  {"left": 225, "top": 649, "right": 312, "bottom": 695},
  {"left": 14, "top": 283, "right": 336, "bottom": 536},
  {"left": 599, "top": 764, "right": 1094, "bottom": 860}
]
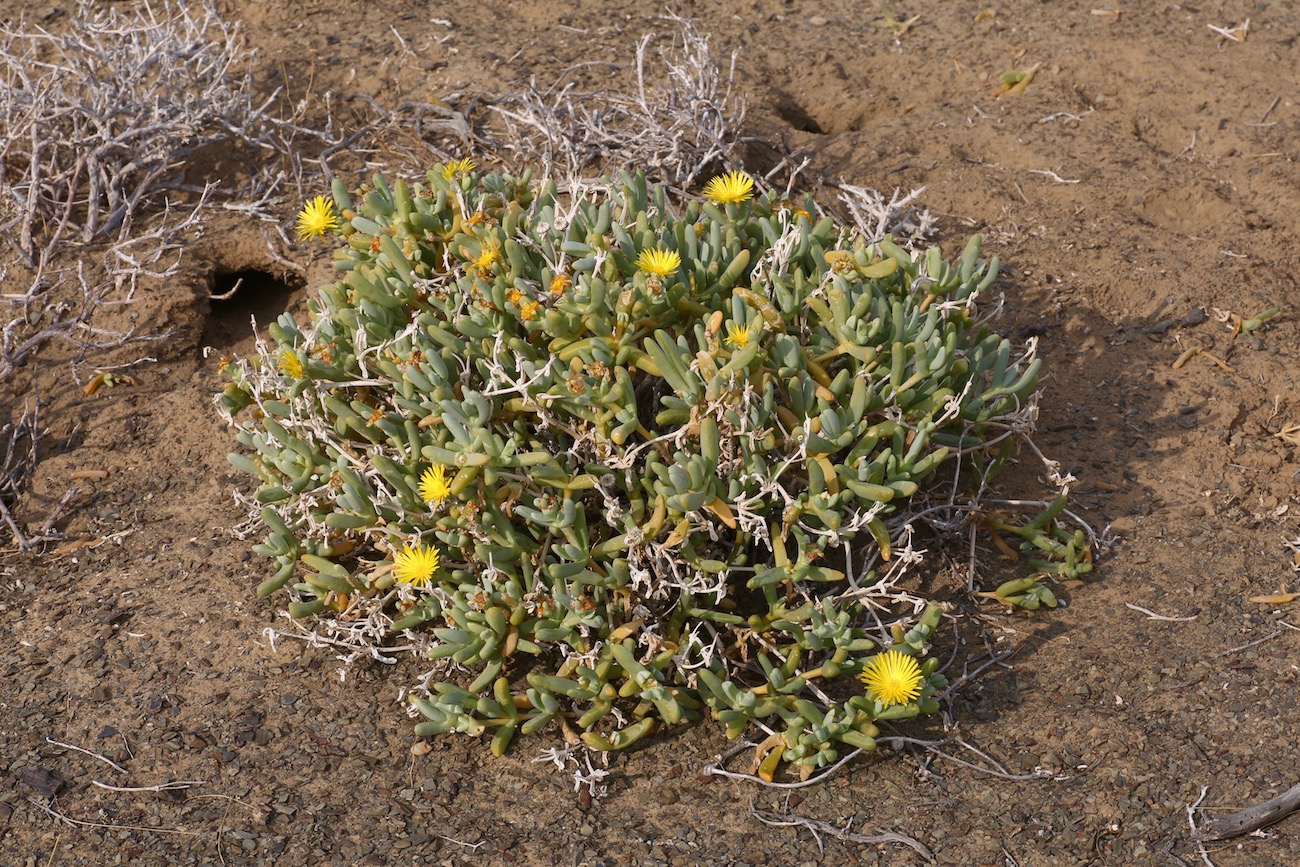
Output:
[{"left": 202, "top": 267, "right": 305, "bottom": 352}]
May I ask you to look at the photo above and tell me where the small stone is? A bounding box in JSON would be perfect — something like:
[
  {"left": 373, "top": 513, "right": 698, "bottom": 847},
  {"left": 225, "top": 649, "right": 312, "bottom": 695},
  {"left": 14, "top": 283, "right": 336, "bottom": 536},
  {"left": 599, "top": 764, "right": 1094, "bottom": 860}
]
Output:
[
  {"left": 1147, "top": 319, "right": 1175, "bottom": 336},
  {"left": 20, "top": 766, "right": 64, "bottom": 799},
  {"left": 1107, "top": 516, "right": 1139, "bottom": 537}
]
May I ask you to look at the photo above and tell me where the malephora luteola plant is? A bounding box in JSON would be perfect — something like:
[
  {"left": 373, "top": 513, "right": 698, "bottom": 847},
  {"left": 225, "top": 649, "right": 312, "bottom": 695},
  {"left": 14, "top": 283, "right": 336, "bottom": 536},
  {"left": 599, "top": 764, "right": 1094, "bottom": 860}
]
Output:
[{"left": 220, "top": 165, "right": 1088, "bottom": 779}]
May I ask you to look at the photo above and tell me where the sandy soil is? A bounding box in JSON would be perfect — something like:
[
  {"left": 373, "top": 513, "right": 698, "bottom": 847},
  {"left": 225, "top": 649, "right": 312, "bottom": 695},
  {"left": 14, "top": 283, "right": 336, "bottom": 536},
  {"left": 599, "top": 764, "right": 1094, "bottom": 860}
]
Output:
[{"left": 2, "top": 2, "right": 1299, "bottom": 865}]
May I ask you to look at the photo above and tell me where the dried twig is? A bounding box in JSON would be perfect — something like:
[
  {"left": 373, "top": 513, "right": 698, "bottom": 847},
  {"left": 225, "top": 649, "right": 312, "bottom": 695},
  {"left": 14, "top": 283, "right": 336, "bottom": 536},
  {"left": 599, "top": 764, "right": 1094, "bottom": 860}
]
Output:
[
  {"left": 1207, "top": 19, "right": 1249, "bottom": 43},
  {"left": 936, "top": 648, "right": 1018, "bottom": 701},
  {"left": 1125, "top": 602, "right": 1199, "bottom": 622},
  {"left": 1028, "top": 169, "right": 1081, "bottom": 184},
  {"left": 91, "top": 780, "right": 204, "bottom": 793},
  {"left": 491, "top": 13, "right": 744, "bottom": 188},
  {"left": 0, "top": 1, "right": 251, "bottom": 260},
  {"left": 44, "top": 736, "right": 128, "bottom": 775},
  {"left": 27, "top": 798, "right": 202, "bottom": 837},
  {"left": 879, "top": 735, "right": 1056, "bottom": 782},
  {"left": 1215, "top": 629, "right": 1282, "bottom": 657},
  {"left": 1201, "top": 782, "right": 1300, "bottom": 840},
  {"left": 831, "top": 182, "right": 935, "bottom": 248},
  {"left": 749, "top": 797, "right": 935, "bottom": 863},
  {"left": 1186, "top": 786, "right": 1218, "bottom": 867},
  {"left": 702, "top": 747, "right": 865, "bottom": 789}
]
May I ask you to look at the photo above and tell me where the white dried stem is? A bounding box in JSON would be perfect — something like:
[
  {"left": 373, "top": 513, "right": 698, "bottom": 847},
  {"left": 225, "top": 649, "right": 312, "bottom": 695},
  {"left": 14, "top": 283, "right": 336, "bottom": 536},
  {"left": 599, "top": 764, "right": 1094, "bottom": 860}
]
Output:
[{"left": 491, "top": 14, "right": 744, "bottom": 188}]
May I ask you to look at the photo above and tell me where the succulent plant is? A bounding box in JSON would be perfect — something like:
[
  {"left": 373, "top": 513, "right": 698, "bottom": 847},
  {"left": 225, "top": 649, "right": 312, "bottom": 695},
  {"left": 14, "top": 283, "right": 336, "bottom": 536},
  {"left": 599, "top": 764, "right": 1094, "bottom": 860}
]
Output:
[{"left": 220, "top": 165, "right": 1084, "bottom": 776}]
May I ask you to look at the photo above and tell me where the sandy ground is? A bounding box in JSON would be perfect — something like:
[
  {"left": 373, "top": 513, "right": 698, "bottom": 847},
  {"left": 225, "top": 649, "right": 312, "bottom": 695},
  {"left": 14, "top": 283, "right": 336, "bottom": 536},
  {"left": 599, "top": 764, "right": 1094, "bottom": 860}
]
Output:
[{"left": 2, "top": 1, "right": 1299, "bottom": 865}]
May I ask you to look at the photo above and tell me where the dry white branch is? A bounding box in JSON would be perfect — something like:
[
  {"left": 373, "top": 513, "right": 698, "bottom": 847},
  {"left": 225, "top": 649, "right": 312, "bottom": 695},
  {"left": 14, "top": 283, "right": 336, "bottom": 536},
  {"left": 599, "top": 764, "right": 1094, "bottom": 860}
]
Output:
[
  {"left": 1124, "top": 602, "right": 1199, "bottom": 622},
  {"left": 1207, "top": 19, "right": 1249, "bottom": 43},
  {"left": 91, "top": 779, "right": 205, "bottom": 793},
  {"left": 1028, "top": 169, "right": 1081, "bottom": 184},
  {"left": 491, "top": 13, "right": 744, "bottom": 188},
  {"left": 1201, "top": 782, "right": 1300, "bottom": 840},
  {"left": 44, "top": 736, "right": 128, "bottom": 775},
  {"left": 832, "top": 182, "right": 935, "bottom": 248},
  {"left": 749, "top": 798, "right": 935, "bottom": 863},
  {"left": 0, "top": 0, "right": 255, "bottom": 260}
]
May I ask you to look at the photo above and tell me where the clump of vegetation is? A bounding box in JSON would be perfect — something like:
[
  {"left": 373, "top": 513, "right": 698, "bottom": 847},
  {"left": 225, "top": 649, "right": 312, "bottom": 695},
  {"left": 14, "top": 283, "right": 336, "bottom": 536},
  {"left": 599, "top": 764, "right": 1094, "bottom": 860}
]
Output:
[{"left": 220, "top": 164, "right": 1088, "bottom": 778}]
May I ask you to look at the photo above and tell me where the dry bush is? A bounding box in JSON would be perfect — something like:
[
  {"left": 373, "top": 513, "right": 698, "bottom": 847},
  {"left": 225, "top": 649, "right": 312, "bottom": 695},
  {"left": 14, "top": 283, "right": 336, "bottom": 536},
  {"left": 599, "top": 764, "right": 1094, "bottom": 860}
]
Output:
[
  {"left": 0, "top": 0, "right": 247, "bottom": 547},
  {"left": 0, "top": 0, "right": 261, "bottom": 259},
  {"left": 490, "top": 13, "right": 745, "bottom": 188}
]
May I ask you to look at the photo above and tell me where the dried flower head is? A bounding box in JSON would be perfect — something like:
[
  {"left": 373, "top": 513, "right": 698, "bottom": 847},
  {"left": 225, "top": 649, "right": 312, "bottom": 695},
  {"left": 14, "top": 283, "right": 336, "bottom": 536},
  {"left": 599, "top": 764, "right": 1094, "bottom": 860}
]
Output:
[
  {"left": 859, "top": 650, "right": 924, "bottom": 707},
  {"left": 778, "top": 200, "right": 812, "bottom": 221},
  {"left": 277, "top": 348, "right": 304, "bottom": 379},
  {"left": 635, "top": 247, "right": 681, "bottom": 277},
  {"left": 441, "top": 158, "right": 477, "bottom": 180},
  {"left": 703, "top": 171, "right": 754, "bottom": 204},
  {"left": 394, "top": 543, "right": 441, "bottom": 588},
  {"left": 296, "top": 196, "right": 340, "bottom": 240},
  {"left": 419, "top": 465, "right": 452, "bottom": 507}
]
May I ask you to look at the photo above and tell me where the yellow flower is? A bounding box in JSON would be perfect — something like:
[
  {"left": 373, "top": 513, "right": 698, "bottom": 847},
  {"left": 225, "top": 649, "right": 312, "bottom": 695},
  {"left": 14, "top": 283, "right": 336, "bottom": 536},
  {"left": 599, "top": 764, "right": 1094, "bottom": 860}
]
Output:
[
  {"left": 295, "top": 196, "right": 340, "bottom": 240},
  {"left": 394, "top": 543, "right": 441, "bottom": 588},
  {"left": 277, "top": 348, "right": 304, "bottom": 379},
  {"left": 859, "top": 649, "right": 924, "bottom": 708},
  {"left": 635, "top": 247, "right": 681, "bottom": 277},
  {"left": 472, "top": 243, "right": 499, "bottom": 272},
  {"left": 441, "top": 158, "right": 477, "bottom": 180},
  {"left": 520, "top": 299, "right": 540, "bottom": 321},
  {"left": 506, "top": 288, "right": 524, "bottom": 306},
  {"left": 550, "top": 273, "right": 572, "bottom": 297},
  {"left": 725, "top": 322, "right": 753, "bottom": 349},
  {"left": 703, "top": 171, "right": 755, "bottom": 205},
  {"left": 419, "top": 465, "right": 452, "bottom": 507}
]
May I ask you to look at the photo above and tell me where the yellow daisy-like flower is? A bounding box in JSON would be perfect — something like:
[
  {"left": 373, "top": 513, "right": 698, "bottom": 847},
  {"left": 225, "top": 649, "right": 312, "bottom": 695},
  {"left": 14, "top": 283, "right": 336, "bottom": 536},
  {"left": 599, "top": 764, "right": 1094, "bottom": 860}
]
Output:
[
  {"left": 703, "top": 171, "right": 755, "bottom": 205},
  {"left": 295, "top": 196, "right": 340, "bottom": 241},
  {"left": 635, "top": 247, "right": 682, "bottom": 277},
  {"left": 725, "top": 322, "right": 753, "bottom": 349},
  {"left": 520, "top": 299, "right": 541, "bottom": 321},
  {"left": 859, "top": 649, "right": 924, "bottom": 708},
  {"left": 506, "top": 288, "right": 524, "bottom": 306},
  {"left": 394, "top": 543, "right": 441, "bottom": 588},
  {"left": 277, "top": 347, "right": 304, "bottom": 379},
  {"left": 472, "top": 244, "right": 500, "bottom": 272},
  {"left": 550, "top": 273, "right": 572, "bottom": 297},
  {"left": 419, "top": 465, "right": 452, "bottom": 507},
  {"left": 441, "top": 158, "right": 477, "bottom": 180}
]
